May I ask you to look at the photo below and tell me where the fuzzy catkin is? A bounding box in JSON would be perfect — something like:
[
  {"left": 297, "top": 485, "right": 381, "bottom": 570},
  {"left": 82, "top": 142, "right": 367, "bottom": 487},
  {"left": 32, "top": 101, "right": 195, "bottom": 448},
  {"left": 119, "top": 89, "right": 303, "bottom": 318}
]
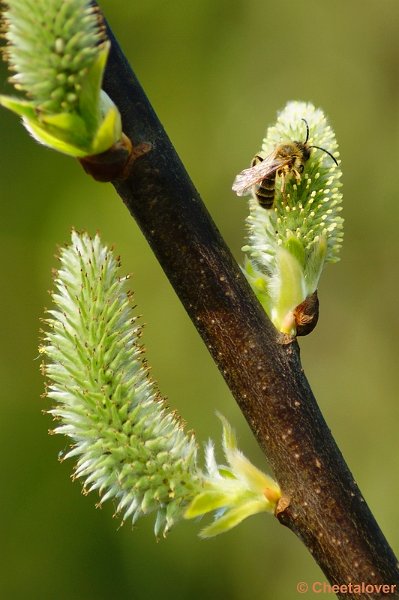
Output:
[
  {"left": 43, "top": 232, "right": 201, "bottom": 536},
  {"left": 2, "top": 0, "right": 105, "bottom": 112}
]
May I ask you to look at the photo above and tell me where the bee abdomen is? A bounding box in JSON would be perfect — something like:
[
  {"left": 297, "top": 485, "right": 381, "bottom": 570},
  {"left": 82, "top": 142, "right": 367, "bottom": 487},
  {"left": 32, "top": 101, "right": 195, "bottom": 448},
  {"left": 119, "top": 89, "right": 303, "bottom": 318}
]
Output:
[
  {"left": 251, "top": 154, "right": 276, "bottom": 209},
  {"left": 254, "top": 175, "right": 276, "bottom": 209}
]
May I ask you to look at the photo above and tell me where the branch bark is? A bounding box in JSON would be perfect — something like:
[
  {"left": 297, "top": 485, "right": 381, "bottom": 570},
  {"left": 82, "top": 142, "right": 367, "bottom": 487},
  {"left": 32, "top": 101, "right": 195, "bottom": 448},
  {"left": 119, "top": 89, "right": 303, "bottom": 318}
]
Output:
[{"left": 98, "top": 10, "right": 399, "bottom": 599}]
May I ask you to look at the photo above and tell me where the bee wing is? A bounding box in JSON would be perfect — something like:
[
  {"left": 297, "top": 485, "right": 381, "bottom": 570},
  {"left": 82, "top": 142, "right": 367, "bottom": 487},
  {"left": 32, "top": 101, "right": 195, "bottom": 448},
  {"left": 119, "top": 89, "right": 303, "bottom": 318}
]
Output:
[{"left": 232, "top": 152, "right": 282, "bottom": 196}]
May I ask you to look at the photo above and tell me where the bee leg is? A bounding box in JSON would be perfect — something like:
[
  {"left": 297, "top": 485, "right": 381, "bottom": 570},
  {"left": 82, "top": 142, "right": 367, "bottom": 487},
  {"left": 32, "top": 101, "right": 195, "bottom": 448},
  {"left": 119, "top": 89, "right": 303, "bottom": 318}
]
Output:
[
  {"left": 292, "top": 169, "right": 302, "bottom": 183},
  {"left": 279, "top": 170, "right": 287, "bottom": 202}
]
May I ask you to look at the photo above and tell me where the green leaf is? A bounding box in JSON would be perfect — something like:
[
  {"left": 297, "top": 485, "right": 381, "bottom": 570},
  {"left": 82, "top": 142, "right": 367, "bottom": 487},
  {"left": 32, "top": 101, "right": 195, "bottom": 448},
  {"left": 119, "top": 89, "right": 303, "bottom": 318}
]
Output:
[
  {"left": 0, "top": 96, "right": 37, "bottom": 120},
  {"left": 218, "top": 412, "right": 237, "bottom": 452},
  {"left": 78, "top": 43, "right": 110, "bottom": 132},
  {"left": 185, "top": 415, "right": 280, "bottom": 537},
  {"left": 304, "top": 236, "right": 327, "bottom": 294},
  {"left": 23, "top": 117, "right": 91, "bottom": 157},
  {"left": 199, "top": 500, "right": 271, "bottom": 538},
  {"left": 91, "top": 101, "right": 122, "bottom": 155},
  {"left": 283, "top": 234, "right": 306, "bottom": 268},
  {"left": 272, "top": 247, "right": 305, "bottom": 334},
  {"left": 185, "top": 490, "right": 233, "bottom": 518},
  {"left": 41, "top": 112, "right": 88, "bottom": 142}
]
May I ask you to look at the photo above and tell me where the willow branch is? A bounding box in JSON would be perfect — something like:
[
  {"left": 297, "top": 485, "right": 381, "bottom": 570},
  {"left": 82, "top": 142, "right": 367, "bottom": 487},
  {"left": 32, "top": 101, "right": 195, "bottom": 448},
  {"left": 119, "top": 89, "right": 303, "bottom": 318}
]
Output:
[{"left": 98, "top": 11, "right": 399, "bottom": 599}]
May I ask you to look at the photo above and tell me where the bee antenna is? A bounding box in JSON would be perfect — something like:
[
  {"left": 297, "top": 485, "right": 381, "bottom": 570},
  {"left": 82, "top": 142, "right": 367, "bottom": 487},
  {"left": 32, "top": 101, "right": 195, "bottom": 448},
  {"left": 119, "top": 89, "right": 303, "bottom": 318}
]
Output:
[
  {"left": 310, "top": 145, "right": 339, "bottom": 166},
  {"left": 301, "top": 118, "right": 310, "bottom": 144}
]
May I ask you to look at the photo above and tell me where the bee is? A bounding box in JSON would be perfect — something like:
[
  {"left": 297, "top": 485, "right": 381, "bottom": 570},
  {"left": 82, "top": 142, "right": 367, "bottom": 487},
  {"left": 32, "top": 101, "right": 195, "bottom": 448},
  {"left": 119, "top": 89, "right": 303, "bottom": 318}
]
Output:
[{"left": 232, "top": 118, "right": 338, "bottom": 209}]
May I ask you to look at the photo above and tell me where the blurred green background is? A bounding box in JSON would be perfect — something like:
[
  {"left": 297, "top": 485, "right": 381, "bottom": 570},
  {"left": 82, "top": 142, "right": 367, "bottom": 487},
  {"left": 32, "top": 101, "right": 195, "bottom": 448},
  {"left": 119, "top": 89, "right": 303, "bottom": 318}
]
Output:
[{"left": 0, "top": 1, "right": 398, "bottom": 598}]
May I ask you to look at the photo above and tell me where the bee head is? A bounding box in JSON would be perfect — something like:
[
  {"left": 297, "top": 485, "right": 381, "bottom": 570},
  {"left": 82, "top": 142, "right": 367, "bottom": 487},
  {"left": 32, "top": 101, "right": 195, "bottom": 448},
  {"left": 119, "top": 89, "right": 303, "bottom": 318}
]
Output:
[{"left": 301, "top": 118, "right": 338, "bottom": 166}]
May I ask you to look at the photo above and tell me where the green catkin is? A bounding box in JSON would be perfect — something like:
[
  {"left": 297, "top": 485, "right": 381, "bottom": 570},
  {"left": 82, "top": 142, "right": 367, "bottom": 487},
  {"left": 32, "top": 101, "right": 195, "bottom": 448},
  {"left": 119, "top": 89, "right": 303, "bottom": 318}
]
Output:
[
  {"left": 0, "top": 0, "right": 122, "bottom": 156},
  {"left": 237, "top": 101, "right": 343, "bottom": 335},
  {"left": 42, "top": 231, "right": 201, "bottom": 536},
  {"left": 42, "top": 232, "right": 281, "bottom": 538},
  {"left": 2, "top": 0, "right": 104, "bottom": 113}
]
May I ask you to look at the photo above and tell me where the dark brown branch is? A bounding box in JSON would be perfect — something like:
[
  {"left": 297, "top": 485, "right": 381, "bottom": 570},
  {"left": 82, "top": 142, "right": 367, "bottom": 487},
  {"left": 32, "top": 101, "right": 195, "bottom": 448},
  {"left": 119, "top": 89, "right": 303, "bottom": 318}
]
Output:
[{"left": 99, "top": 13, "right": 399, "bottom": 600}]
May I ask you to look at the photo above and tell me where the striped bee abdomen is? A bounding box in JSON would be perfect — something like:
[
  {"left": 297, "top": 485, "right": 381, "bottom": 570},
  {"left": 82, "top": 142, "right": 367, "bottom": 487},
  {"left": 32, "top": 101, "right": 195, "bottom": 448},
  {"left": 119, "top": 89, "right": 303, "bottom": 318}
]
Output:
[{"left": 251, "top": 154, "right": 276, "bottom": 209}]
